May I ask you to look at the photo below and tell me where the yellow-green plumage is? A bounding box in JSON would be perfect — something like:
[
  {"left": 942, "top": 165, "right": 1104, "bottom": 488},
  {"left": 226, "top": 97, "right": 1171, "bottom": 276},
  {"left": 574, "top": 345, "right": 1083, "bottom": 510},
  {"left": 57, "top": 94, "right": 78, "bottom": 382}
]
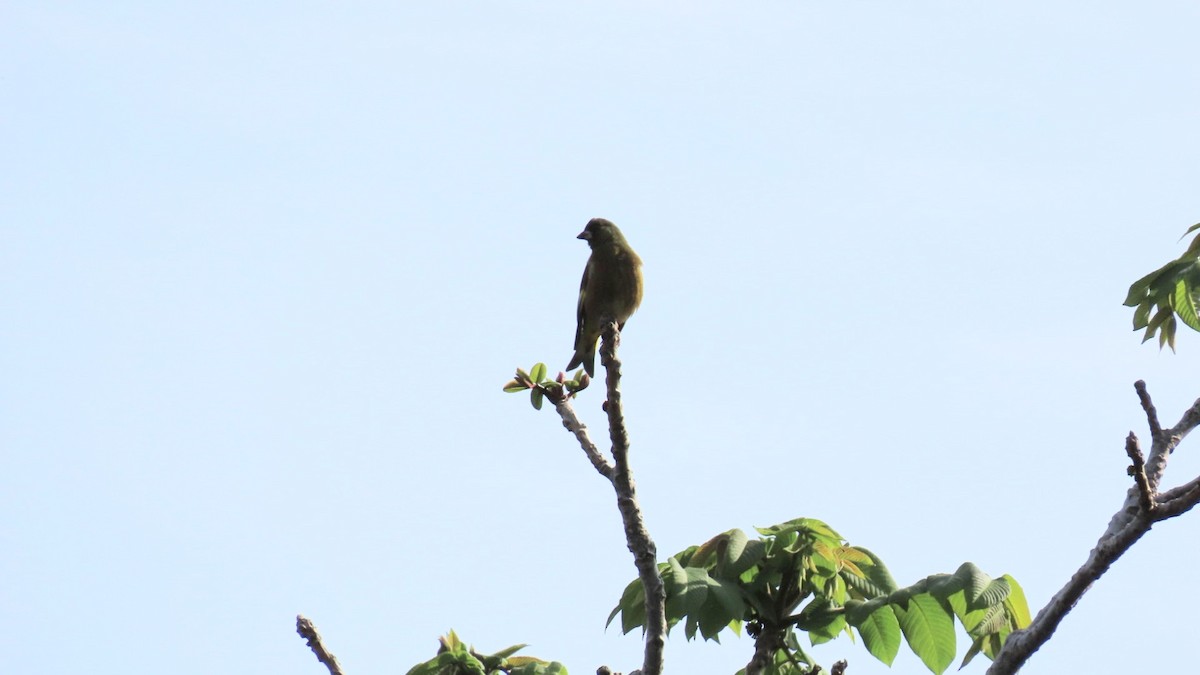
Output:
[{"left": 567, "top": 218, "right": 644, "bottom": 377}]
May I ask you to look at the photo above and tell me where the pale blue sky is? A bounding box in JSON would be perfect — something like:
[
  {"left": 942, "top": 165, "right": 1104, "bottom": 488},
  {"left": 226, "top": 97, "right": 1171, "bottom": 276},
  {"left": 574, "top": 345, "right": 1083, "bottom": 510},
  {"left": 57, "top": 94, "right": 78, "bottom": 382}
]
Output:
[{"left": 4, "top": 3, "right": 1200, "bottom": 674}]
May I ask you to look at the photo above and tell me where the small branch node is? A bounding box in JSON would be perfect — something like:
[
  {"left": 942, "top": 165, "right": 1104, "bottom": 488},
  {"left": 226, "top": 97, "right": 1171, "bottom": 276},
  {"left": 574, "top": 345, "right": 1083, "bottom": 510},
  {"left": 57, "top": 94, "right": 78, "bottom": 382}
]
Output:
[{"left": 1125, "top": 432, "right": 1155, "bottom": 514}]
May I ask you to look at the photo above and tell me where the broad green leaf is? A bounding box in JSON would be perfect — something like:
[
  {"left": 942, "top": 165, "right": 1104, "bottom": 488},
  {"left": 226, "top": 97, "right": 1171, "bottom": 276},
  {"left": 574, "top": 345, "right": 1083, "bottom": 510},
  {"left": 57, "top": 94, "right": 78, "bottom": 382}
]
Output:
[
  {"left": 795, "top": 598, "right": 840, "bottom": 632},
  {"left": 1174, "top": 278, "right": 1200, "bottom": 331},
  {"left": 708, "top": 577, "right": 747, "bottom": 620},
  {"left": 530, "top": 387, "right": 544, "bottom": 410},
  {"left": 502, "top": 380, "right": 527, "bottom": 393},
  {"left": 946, "top": 589, "right": 988, "bottom": 635},
  {"left": 854, "top": 603, "right": 901, "bottom": 666},
  {"left": 1133, "top": 299, "right": 1152, "bottom": 330},
  {"left": 718, "top": 529, "right": 751, "bottom": 575},
  {"left": 845, "top": 573, "right": 889, "bottom": 599},
  {"left": 972, "top": 603, "right": 1008, "bottom": 637},
  {"left": 672, "top": 545, "right": 700, "bottom": 567},
  {"left": 810, "top": 613, "right": 847, "bottom": 645},
  {"left": 840, "top": 559, "right": 865, "bottom": 579},
  {"left": 924, "top": 573, "right": 960, "bottom": 599},
  {"left": 607, "top": 577, "right": 646, "bottom": 633},
  {"left": 853, "top": 547, "right": 898, "bottom": 594},
  {"left": 1124, "top": 268, "right": 1162, "bottom": 306},
  {"left": 1001, "top": 575, "right": 1032, "bottom": 628},
  {"left": 690, "top": 533, "right": 725, "bottom": 568},
  {"left": 977, "top": 578, "right": 1011, "bottom": 609},
  {"left": 727, "top": 539, "right": 766, "bottom": 578},
  {"left": 811, "top": 541, "right": 839, "bottom": 575},
  {"left": 1144, "top": 306, "right": 1173, "bottom": 342},
  {"left": 895, "top": 593, "right": 956, "bottom": 675},
  {"left": 836, "top": 546, "right": 873, "bottom": 564},
  {"left": 955, "top": 563, "right": 992, "bottom": 611},
  {"left": 664, "top": 559, "right": 710, "bottom": 624},
  {"left": 697, "top": 592, "right": 735, "bottom": 641}
]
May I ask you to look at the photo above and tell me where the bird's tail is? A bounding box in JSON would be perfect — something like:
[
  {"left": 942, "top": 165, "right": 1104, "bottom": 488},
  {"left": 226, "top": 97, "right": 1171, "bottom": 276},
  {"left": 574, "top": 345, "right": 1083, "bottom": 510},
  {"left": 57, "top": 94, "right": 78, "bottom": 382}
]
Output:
[{"left": 566, "top": 344, "right": 596, "bottom": 377}]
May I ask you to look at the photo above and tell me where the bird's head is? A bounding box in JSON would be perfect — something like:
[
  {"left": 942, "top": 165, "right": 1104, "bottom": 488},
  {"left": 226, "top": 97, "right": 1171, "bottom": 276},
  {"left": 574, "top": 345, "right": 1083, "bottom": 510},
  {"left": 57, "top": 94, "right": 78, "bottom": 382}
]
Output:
[{"left": 577, "top": 218, "right": 621, "bottom": 247}]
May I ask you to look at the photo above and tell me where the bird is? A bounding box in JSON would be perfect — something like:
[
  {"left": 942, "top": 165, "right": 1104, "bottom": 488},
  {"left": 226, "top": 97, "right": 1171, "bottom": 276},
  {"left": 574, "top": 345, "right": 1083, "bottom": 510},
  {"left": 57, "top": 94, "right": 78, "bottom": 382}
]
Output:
[{"left": 566, "top": 218, "right": 644, "bottom": 377}]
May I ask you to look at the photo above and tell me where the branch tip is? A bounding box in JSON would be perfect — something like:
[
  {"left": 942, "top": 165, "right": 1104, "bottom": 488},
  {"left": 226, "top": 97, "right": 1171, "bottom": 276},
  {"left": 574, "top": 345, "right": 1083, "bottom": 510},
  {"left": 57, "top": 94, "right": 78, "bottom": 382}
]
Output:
[{"left": 296, "top": 615, "right": 346, "bottom": 675}]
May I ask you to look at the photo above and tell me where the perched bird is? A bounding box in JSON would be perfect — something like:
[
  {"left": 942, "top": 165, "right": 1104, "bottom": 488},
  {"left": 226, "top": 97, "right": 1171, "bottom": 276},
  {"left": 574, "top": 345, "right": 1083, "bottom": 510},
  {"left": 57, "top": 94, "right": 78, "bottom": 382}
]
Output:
[{"left": 567, "top": 218, "right": 644, "bottom": 376}]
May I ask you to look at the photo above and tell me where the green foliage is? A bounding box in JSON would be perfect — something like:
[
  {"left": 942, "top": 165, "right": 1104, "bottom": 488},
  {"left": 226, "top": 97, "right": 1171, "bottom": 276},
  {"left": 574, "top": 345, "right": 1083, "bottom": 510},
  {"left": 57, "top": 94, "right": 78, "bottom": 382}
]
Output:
[
  {"left": 404, "top": 631, "right": 567, "bottom": 675},
  {"left": 502, "top": 364, "right": 590, "bottom": 409},
  {"left": 607, "top": 518, "right": 1030, "bottom": 674},
  {"left": 1124, "top": 223, "right": 1200, "bottom": 351}
]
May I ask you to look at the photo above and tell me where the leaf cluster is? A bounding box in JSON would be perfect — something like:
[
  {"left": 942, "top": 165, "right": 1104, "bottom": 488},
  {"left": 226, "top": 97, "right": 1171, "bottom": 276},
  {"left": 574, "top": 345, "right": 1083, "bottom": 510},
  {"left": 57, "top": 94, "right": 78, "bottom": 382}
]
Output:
[
  {"left": 1125, "top": 223, "right": 1200, "bottom": 350},
  {"left": 503, "top": 363, "right": 590, "bottom": 410},
  {"left": 607, "top": 518, "right": 1029, "bottom": 674},
  {"left": 404, "top": 631, "right": 567, "bottom": 675}
]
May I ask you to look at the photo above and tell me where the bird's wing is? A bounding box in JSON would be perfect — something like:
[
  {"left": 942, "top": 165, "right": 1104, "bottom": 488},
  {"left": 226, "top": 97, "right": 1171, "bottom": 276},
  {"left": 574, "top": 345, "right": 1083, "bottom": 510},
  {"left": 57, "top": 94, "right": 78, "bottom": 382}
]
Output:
[{"left": 574, "top": 257, "right": 590, "bottom": 346}]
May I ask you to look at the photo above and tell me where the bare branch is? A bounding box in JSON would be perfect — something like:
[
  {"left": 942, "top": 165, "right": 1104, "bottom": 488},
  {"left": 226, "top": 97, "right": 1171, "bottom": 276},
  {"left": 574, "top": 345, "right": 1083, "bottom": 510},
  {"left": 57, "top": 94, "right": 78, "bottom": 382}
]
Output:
[
  {"left": 296, "top": 615, "right": 346, "bottom": 675},
  {"left": 1124, "top": 432, "right": 1154, "bottom": 514},
  {"left": 599, "top": 321, "right": 665, "bottom": 675},
  {"left": 1135, "top": 380, "right": 1162, "bottom": 440},
  {"left": 1166, "top": 395, "right": 1200, "bottom": 440},
  {"left": 552, "top": 397, "right": 615, "bottom": 479},
  {"left": 988, "top": 382, "right": 1200, "bottom": 674},
  {"left": 1156, "top": 476, "right": 1200, "bottom": 519}
]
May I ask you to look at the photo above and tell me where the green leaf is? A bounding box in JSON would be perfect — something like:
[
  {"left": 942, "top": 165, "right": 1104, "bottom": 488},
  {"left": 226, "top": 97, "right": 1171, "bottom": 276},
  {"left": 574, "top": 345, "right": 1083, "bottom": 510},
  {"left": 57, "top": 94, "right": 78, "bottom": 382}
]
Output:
[
  {"left": 1145, "top": 305, "right": 1173, "bottom": 342},
  {"left": 1124, "top": 268, "right": 1162, "bottom": 306},
  {"left": 851, "top": 547, "right": 898, "bottom": 595},
  {"left": 708, "top": 577, "right": 747, "bottom": 620},
  {"left": 663, "top": 558, "right": 711, "bottom": 629},
  {"left": 1001, "top": 575, "right": 1032, "bottom": 628},
  {"left": 977, "top": 578, "right": 1011, "bottom": 609},
  {"left": 959, "top": 635, "right": 986, "bottom": 670},
  {"left": 1175, "top": 278, "right": 1200, "bottom": 332},
  {"left": 809, "top": 613, "right": 847, "bottom": 646},
  {"left": 530, "top": 387, "right": 544, "bottom": 410},
  {"left": 1132, "top": 299, "right": 1152, "bottom": 330},
  {"left": 697, "top": 589, "right": 737, "bottom": 641},
  {"left": 503, "top": 380, "right": 527, "bottom": 393},
  {"left": 608, "top": 577, "right": 647, "bottom": 634},
  {"left": 955, "top": 563, "right": 992, "bottom": 611},
  {"left": 530, "top": 362, "right": 547, "bottom": 383},
  {"left": 794, "top": 598, "right": 844, "bottom": 646},
  {"left": 1185, "top": 223, "right": 1200, "bottom": 256},
  {"left": 895, "top": 593, "right": 956, "bottom": 675},
  {"left": 756, "top": 517, "right": 842, "bottom": 541},
  {"left": 854, "top": 602, "right": 901, "bottom": 666},
  {"left": 486, "top": 644, "right": 528, "bottom": 660}
]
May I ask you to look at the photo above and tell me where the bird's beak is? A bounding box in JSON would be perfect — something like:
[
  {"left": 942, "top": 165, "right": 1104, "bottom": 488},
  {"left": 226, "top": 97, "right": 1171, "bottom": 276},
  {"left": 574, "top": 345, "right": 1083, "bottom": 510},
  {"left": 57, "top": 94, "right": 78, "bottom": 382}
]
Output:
[{"left": 577, "top": 230, "right": 590, "bottom": 240}]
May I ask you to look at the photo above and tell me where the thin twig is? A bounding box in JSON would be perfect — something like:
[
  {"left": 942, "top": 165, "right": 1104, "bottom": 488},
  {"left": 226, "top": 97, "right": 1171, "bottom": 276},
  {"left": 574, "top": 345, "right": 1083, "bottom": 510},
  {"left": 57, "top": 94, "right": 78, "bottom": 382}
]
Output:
[
  {"left": 1156, "top": 476, "right": 1200, "bottom": 519},
  {"left": 1124, "top": 432, "right": 1154, "bottom": 514},
  {"left": 1135, "top": 380, "right": 1162, "bottom": 441},
  {"left": 553, "top": 398, "right": 615, "bottom": 479},
  {"left": 296, "top": 615, "right": 346, "bottom": 675},
  {"left": 599, "top": 321, "right": 666, "bottom": 675},
  {"left": 987, "top": 382, "right": 1200, "bottom": 674},
  {"left": 1146, "top": 388, "right": 1200, "bottom": 490}
]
